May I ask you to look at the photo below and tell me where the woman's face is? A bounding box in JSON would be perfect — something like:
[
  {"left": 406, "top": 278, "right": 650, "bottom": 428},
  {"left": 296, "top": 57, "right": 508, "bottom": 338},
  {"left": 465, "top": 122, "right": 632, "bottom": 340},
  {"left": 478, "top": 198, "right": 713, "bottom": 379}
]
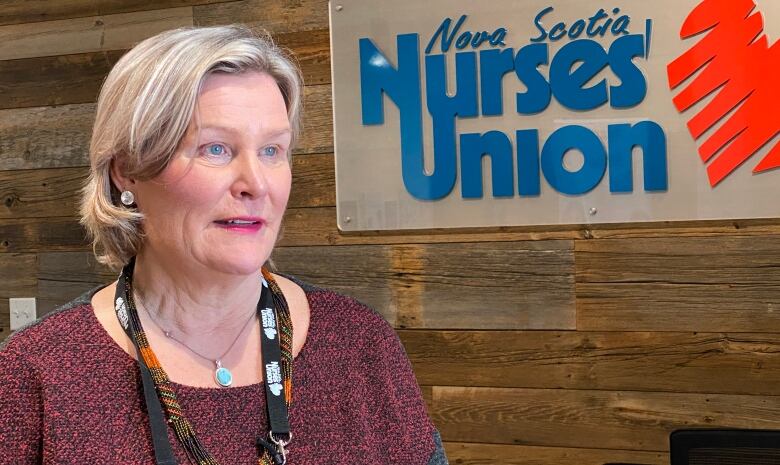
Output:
[{"left": 131, "top": 71, "right": 293, "bottom": 276}]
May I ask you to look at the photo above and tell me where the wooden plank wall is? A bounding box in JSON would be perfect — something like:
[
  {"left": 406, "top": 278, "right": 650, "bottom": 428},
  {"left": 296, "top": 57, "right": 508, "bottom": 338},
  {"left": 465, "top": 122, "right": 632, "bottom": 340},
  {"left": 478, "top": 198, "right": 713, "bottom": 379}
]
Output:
[{"left": 1, "top": 2, "right": 779, "bottom": 464}]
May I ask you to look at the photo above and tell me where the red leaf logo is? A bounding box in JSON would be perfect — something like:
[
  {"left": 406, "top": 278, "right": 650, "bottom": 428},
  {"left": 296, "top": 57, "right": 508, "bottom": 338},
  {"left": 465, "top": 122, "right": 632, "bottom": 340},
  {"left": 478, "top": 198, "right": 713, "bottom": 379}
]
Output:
[{"left": 668, "top": 0, "right": 779, "bottom": 187}]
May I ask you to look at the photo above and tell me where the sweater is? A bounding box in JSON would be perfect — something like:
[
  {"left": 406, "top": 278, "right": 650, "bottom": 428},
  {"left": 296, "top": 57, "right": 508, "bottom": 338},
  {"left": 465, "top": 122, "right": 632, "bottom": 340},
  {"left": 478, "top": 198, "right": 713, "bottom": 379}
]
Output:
[{"left": 0, "top": 280, "right": 447, "bottom": 465}]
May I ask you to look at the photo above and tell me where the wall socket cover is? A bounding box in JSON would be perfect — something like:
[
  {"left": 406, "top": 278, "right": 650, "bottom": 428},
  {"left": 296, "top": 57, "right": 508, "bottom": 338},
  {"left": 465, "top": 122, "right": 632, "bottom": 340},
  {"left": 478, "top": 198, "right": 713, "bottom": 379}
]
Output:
[{"left": 10, "top": 297, "right": 37, "bottom": 331}]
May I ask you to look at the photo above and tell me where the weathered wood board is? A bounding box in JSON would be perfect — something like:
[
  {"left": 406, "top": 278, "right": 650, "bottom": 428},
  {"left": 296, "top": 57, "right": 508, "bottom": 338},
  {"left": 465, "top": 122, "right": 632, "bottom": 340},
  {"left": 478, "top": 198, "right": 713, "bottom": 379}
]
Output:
[
  {"left": 273, "top": 241, "right": 575, "bottom": 329},
  {"left": 0, "top": 85, "right": 332, "bottom": 171},
  {"left": 430, "top": 386, "right": 780, "bottom": 451},
  {"left": 400, "top": 330, "right": 780, "bottom": 395},
  {"left": 577, "top": 236, "right": 780, "bottom": 332}
]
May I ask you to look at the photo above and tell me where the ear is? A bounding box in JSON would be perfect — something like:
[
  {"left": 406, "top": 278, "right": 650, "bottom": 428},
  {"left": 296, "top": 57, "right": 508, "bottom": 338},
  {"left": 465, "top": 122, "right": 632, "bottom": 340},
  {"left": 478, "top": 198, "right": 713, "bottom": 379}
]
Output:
[{"left": 109, "top": 157, "right": 135, "bottom": 192}]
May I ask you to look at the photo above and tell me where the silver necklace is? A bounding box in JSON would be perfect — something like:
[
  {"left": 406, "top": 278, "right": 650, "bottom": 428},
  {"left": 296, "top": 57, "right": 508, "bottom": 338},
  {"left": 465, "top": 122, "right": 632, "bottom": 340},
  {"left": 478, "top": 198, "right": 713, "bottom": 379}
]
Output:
[{"left": 139, "top": 298, "right": 257, "bottom": 388}]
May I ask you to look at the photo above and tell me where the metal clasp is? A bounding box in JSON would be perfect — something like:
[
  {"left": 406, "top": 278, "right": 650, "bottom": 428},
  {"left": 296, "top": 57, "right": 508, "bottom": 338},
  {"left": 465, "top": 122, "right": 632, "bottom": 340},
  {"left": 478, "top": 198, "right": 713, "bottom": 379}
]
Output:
[{"left": 270, "top": 431, "right": 292, "bottom": 465}]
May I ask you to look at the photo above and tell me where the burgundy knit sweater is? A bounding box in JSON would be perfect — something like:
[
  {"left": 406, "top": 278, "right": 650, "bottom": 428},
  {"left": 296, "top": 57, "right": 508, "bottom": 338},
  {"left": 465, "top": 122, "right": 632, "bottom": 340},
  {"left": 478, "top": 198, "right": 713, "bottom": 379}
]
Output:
[{"left": 0, "top": 281, "right": 447, "bottom": 465}]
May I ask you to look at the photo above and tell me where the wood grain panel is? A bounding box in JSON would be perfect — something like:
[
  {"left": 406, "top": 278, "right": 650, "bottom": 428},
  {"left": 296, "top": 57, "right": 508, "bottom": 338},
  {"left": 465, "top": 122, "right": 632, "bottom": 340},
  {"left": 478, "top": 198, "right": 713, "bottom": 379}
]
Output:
[
  {"left": 0, "top": 42, "right": 328, "bottom": 111},
  {"left": 0, "top": 217, "right": 89, "bottom": 253},
  {"left": 0, "top": 103, "right": 95, "bottom": 170},
  {"left": 277, "top": 29, "right": 331, "bottom": 86},
  {"left": 279, "top": 207, "right": 780, "bottom": 247},
  {"left": 0, "top": 1, "right": 776, "bottom": 460},
  {"left": 0, "top": 0, "right": 227, "bottom": 26},
  {"left": 1, "top": 49, "right": 329, "bottom": 111},
  {"left": 0, "top": 50, "right": 125, "bottom": 110},
  {"left": 0, "top": 167, "right": 87, "bottom": 219},
  {"left": 298, "top": 84, "right": 333, "bottom": 153},
  {"left": 3, "top": 203, "right": 777, "bottom": 255},
  {"left": 272, "top": 241, "right": 575, "bottom": 329},
  {"left": 279, "top": 207, "right": 581, "bottom": 247},
  {"left": 194, "top": 0, "right": 329, "bottom": 33},
  {"left": 0, "top": 152, "right": 332, "bottom": 220},
  {"left": 289, "top": 153, "right": 335, "bottom": 208},
  {"left": 444, "top": 442, "right": 665, "bottom": 465},
  {"left": 577, "top": 235, "right": 780, "bottom": 332},
  {"left": 0, "top": 84, "right": 331, "bottom": 171},
  {"left": 430, "top": 386, "right": 780, "bottom": 451},
  {"left": 37, "top": 251, "right": 113, "bottom": 314},
  {"left": 0, "top": 7, "right": 192, "bottom": 60},
  {"left": 400, "top": 330, "right": 780, "bottom": 395},
  {"left": 585, "top": 219, "right": 780, "bottom": 239},
  {"left": 0, "top": 254, "right": 37, "bottom": 338}
]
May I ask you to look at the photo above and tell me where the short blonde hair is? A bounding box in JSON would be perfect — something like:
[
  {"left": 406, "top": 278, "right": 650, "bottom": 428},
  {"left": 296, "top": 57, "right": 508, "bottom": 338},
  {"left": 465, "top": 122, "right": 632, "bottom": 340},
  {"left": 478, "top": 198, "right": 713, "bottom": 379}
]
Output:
[{"left": 80, "top": 25, "right": 303, "bottom": 269}]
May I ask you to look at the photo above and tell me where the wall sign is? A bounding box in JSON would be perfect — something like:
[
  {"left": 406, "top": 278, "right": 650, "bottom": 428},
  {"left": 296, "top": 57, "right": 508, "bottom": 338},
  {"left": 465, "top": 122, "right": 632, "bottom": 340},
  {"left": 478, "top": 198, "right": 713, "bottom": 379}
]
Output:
[{"left": 329, "top": 0, "right": 779, "bottom": 231}]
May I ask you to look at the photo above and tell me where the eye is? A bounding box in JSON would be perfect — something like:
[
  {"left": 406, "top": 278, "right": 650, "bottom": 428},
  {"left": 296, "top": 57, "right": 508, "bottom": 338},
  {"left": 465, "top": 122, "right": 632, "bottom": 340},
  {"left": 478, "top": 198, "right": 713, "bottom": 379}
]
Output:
[
  {"left": 207, "top": 143, "right": 227, "bottom": 156},
  {"left": 199, "top": 143, "right": 232, "bottom": 165},
  {"left": 260, "top": 145, "right": 287, "bottom": 164}
]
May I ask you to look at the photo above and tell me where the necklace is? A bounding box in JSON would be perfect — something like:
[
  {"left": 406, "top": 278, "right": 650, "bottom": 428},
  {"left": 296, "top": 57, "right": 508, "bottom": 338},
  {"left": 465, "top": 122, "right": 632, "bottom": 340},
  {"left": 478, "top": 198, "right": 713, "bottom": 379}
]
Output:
[
  {"left": 115, "top": 260, "right": 294, "bottom": 465},
  {"left": 140, "top": 299, "right": 258, "bottom": 388}
]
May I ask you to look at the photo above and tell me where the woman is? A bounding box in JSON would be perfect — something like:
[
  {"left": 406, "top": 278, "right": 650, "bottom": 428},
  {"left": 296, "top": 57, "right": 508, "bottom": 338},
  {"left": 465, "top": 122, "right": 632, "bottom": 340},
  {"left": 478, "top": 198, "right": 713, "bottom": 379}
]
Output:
[{"left": 0, "top": 25, "right": 447, "bottom": 465}]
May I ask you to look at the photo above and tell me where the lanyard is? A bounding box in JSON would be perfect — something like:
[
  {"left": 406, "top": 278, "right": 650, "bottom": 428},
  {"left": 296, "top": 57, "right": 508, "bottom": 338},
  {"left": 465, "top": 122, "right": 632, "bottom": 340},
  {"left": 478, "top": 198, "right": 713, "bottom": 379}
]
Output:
[{"left": 114, "top": 261, "right": 291, "bottom": 465}]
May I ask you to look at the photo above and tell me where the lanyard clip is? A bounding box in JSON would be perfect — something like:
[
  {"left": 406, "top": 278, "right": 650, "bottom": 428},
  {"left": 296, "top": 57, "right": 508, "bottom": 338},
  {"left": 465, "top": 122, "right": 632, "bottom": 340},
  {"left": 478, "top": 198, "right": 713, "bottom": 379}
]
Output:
[{"left": 257, "top": 431, "right": 292, "bottom": 465}]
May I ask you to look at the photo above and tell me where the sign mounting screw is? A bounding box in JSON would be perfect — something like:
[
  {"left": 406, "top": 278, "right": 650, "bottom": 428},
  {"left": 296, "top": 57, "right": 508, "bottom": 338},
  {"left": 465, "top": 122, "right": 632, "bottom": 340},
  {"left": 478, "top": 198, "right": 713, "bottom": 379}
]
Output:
[
  {"left": 589, "top": 207, "right": 598, "bottom": 216},
  {"left": 336, "top": 5, "right": 343, "bottom": 11}
]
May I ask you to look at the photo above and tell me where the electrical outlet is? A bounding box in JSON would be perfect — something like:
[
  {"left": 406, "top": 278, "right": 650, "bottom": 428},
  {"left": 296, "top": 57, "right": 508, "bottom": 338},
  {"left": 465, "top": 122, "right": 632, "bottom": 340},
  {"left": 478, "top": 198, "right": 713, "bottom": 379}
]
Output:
[{"left": 10, "top": 298, "right": 36, "bottom": 331}]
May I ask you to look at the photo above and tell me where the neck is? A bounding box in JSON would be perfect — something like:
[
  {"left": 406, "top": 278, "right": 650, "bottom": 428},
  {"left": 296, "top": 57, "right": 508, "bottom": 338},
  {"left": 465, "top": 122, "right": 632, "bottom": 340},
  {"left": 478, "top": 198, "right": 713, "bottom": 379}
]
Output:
[{"left": 131, "top": 250, "right": 263, "bottom": 337}]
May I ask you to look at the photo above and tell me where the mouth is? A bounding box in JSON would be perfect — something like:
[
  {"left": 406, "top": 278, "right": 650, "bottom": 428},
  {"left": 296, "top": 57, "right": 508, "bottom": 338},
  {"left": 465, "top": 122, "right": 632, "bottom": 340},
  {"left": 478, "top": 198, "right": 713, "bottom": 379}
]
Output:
[{"left": 214, "top": 217, "right": 265, "bottom": 232}]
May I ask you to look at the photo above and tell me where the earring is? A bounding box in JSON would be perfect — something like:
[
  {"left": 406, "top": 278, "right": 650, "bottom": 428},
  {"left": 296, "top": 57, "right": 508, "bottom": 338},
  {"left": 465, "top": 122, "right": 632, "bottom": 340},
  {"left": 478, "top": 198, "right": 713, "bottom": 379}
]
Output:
[{"left": 120, "top": 190, "right": 135, "bottom": 206}]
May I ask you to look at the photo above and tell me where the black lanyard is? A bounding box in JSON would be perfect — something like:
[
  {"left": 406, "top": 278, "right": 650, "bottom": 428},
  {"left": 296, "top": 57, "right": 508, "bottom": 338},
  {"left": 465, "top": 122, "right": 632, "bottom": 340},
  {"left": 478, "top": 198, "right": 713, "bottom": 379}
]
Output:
[{"left": 114, "top": 262, "right": 291, "bottom": 465}]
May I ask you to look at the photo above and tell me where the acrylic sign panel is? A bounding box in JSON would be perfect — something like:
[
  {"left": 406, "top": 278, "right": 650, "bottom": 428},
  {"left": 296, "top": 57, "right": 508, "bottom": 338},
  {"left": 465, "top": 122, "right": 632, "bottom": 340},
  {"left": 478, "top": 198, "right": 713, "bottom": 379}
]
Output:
[{"left": 330, "top": 0, "right": 780, "bottom": 230}]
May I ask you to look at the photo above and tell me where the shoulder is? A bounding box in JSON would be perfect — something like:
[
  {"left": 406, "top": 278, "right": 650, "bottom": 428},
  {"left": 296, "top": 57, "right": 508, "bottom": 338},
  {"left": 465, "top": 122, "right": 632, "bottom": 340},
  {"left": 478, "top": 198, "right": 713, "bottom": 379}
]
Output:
[
  {"left": 0, "top": 287, "right": 101, "bottom": 361},
  {"left": 294, "top": 277, "right": 397, "bottom": 340},
  {"left": 288, "top": 279, "right": 444, "bottom": 463},
  {"left": 0, "top": 296, "right": 93, "bottom": 422},
  {"left": 283, "top": 274, "right": 387, "bottom": 324},
  {"left": 285, "top": 276, "right": 407, "bottom": 365}
]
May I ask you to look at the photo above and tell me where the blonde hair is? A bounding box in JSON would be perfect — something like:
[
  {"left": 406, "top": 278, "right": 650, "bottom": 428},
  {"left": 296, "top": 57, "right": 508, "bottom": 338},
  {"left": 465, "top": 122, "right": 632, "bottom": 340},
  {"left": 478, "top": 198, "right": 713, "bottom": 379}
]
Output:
[{"left": 80, "top": 25, "right": 303, "bottom": 269}]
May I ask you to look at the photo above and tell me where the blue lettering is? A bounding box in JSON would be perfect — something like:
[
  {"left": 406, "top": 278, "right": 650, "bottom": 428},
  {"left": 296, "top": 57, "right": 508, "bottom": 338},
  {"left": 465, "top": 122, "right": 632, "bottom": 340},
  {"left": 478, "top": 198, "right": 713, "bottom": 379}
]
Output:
[
  {"left": 541, "top": 125, "right": 607, "bottom": 195},
  {"left": 424, "top": 51, "right": 478, "bottom": 199},
  {"left": 456, "top": 125, "right": 667, "bottom": 198},
  {"left": 549, "top": 22, "right": 566, "bottom": 41},
  {"left": 532, "top": 7, "right": 631, "bottom": 43},
  {"left": 425, "top": 15, "right": 507, "bottom": 54},
  {"left": 515, "top": 43, "right": 551, "bottom": 114},
  {"left": 470, "top": 31, "right": 491, "bottom": 48},
  {"left": 425, "top": 15, "right": 466, "bottom": 54},
  {"left": 550, "top": 39, "right": 609, "bottom": 111},
  {"left": 568, "top": 19, "right": 586, "bottom": 39},
  {"left": 608, "top": 122, "right": 668, "bottom": 192},
  {"left": 530, "top": 7, "right": 554, "bottom": 42},
  {"left": 516, "top": 129, "right": 541, "bottom": 196},
  {"left": 608, "top": 34, "right": 647, "bottom": 108},
  {"left": 456, "top": 32, "right": 472, "bottom": 49},
  {"left": 360, "top": 35, "right": 457, "bottom": 200},
  {"left": 460, "top": 131, "right": 514, "bottom": 198},
  {"left": 490, "top": 28, "right": 508, "bottom": 47},
  {"left": 480, "top": 48, "right": 515, "bottom": 116},
  {"left": 611, "top": 9, "right": 630, "bottom": 35},
  {"left": 359, "top": 13, "right": 665, "bottom": 201},
  {"left": 587, "top": 9, "right": 610, "bottom": 37}
]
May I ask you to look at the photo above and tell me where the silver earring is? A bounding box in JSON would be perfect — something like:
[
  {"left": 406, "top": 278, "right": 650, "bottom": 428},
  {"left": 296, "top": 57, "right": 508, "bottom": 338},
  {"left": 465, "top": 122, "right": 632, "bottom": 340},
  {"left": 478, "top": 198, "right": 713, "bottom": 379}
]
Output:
[{"left": 120, "top": 190, "right": 135, "bottom": 206}]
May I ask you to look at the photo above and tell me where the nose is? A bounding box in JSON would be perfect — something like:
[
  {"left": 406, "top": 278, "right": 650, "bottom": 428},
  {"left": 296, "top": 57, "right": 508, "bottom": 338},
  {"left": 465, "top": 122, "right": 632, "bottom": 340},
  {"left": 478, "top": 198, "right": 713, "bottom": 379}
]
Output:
[{"left": 231, "top": 151, "right": 269, "bottom": 199}]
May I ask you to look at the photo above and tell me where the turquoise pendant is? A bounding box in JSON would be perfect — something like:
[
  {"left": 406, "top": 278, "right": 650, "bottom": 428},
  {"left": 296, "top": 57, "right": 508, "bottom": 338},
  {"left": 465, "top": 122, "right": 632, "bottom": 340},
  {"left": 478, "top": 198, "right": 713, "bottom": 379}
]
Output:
[{"left": 215, "top": 360, "right": 233, "bottom": 387}]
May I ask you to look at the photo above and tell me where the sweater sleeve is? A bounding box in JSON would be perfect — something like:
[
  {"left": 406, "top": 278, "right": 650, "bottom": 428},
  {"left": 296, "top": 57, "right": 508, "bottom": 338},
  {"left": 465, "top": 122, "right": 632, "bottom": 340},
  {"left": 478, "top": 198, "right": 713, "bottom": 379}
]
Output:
[
  {"left": 357, "top": 309, "right": 449, "bottom": 464},
  {"left": 0, "top": 341, "right": 43, "bottom": 465}
]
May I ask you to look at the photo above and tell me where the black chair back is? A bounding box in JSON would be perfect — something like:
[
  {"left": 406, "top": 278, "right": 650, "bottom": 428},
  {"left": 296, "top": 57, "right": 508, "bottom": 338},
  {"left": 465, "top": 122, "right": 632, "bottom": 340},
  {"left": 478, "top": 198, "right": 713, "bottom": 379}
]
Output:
[{"left": 670, "top": 429, "right": 780, "bottom": 465}]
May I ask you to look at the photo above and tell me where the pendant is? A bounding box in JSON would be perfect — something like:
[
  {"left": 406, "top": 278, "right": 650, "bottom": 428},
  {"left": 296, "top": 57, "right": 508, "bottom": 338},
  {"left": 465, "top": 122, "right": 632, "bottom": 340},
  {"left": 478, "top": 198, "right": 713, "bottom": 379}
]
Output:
[{"left": 214, "top": 360, "right": 233, "bottom": 387}]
